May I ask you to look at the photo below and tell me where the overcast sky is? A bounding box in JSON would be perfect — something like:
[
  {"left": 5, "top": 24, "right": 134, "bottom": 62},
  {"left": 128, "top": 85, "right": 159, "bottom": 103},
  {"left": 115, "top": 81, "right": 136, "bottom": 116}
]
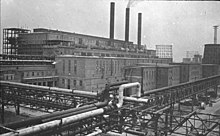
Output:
[{"left": 1, "top": 0, "right": 220, "bottom": 62}]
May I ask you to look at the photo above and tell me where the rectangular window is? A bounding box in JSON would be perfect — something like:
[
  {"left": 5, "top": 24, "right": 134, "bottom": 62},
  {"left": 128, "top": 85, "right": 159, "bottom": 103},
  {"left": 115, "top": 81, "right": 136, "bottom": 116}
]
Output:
[
  {"left": 115, "top": 61, "right": 117, "bottom": 73},
  {"left": 96, "top": 60, "right": 99, "bottom": 73},
  {"left": 67, "top": 79, "right": 70, "bottom": 89},
  {"left": 63, "top": 60, "right": 65, "bottom": 74},
  {"left": 96, "top": 40, "right": 99, "bottom": 46},
  {"left": 103, "top": 61, "right": 105, "bottom": 74},
  {"left": 79, "top": 38, "right": 83, "bottom": 44},
  {"left": 79, "top": 80, "right": 83, "bottom": 86},
  {"left": 32, "top": 72, "right": 34, "bottom": 76},
  {"left": 68, "top": 60, "right": 71, "bottom": 73},
  {"left": 73, "top": 80, "right": 76, "bottom": 86},
  {"left": 74, "top": 60, "right": 77, "bottom": 74},
  {"left": 62, "top": 79, "right": 65, "bottom": 84}
]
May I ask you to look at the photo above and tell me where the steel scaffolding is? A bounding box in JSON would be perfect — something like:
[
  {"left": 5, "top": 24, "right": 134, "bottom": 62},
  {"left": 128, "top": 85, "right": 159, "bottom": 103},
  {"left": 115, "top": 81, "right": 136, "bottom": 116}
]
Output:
[{"left": 3, "top": 28, "right": 30, "bottom": 55}]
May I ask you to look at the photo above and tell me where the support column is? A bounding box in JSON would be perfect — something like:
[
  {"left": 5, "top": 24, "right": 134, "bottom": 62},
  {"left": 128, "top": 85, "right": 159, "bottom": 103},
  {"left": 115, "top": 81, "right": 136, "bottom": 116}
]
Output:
[
  {"left": 15, "top": 103, "right": 20, "bottom": 115},
  {"left": 219, "top": 124, "right": 220, "bottom": 136},
  {"left": 170, "top": 103, "right": 173, "bottom": 129},
  {"left": 1, "top": 89, "right": 5, "bottom": 124},
  {"left": 191, "top": 95, "right": 196, "bottom": 112},
  {"left": 15, "top": 89, "right": 20, "bottom": 115},
  {"left": 205, "top": 90, "right": 208, "bottom": 104},
  {"left": 214, "top": 85, "right": 218, "bottom": 98},
  {"left": 154, "top": 114, "right": 160, "bottom": 136},
  {"left": 165, "top": 110, "right": 169, "bottom": 136},
  {"left": 178, "top": 101, "right": 181, "bottom": 112}
]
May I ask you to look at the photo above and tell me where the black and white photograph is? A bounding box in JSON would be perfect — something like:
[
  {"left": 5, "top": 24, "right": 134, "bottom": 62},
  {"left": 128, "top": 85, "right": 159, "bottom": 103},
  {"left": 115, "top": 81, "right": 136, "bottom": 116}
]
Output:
[{"left": 0, "top": 0, "right": 220, "bottom": 135}]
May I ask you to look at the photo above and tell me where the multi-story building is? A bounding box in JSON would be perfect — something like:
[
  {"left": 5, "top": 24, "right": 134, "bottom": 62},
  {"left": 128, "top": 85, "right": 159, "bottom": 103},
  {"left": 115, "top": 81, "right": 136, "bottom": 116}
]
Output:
[
  {"left": 156, "top": 45, "right": 173, "bottom": 58},
  {"left": 3, "top": 28, "right": 30, "bottom": 55},
  {"left": 17, "top": 28, "right": 157, "bottom": 59},
  {"left": 0, "top": 58, "right": 57, "bottom": 86},
  {"left": 55, "top": 55, "right": 171, "bottom": 92},
  {"left": 2, "top": 27, "right": 173, "bottom": 92},
  {"left": 182, "top": 54, "right": 202, "bottom": 63}
]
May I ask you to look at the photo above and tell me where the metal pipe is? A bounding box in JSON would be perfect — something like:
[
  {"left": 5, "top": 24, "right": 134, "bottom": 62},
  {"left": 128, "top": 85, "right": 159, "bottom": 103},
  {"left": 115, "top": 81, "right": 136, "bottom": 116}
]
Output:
[
  {"left": 117, "top": 82, "right": 141, "bottom": 108},
  {"left": 0, "top": 81, "right": 98, "bottom": 97},
  {"left": 2, "top": 108, "right": 107, "bottom": 136},
  {"left": 5, "top": 101, "right": 108, "bottom": 129},
  {"left": 124, "top": 96, "right": 148, "bottom": 103},
  {"left": 124, "top": 129, "right": 146, "bottom": 136},
  {"left": 86, "top": 129, "right": 102, "bottom": 136},
  {"left": 143, "top": 75, "right": 220, "bottom": 96},
  {"left": 49, "top": 87, "right": 98, "bottom": 96},
  {"left": 109, "top": 81, "right": 128, "bottom": 87},
  {"left": 71, "top": 89, "right": 98, "bottom": 96},
  {"left": 41, "top": 106, "right": 97, "bottom": 123}
]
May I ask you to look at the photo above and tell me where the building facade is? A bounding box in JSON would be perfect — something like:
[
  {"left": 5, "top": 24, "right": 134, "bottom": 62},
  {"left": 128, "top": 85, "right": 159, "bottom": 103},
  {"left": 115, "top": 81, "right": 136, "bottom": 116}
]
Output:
[
  {"left": 55, "top": 55, "right": 171, "bottom": 92},
  {"left": 156, "top": 45, "right": 173, "bottom": 59},
  {"left": 202, "top": 64, "right": 220, "bottom": 78},
  {"left": 171, "top": 63, "right": 202, "bottom": 83},
  {"left": 3, "top": 28, "right": 30, "bottom": 55},
  {"left": 124, "top": 66, "right": 156, "bottom": 93},
  {"left": 17, "top": 28, "right": 157, "bottom": 59},
  {"left": 156, "top": 65, "right": 180, "bottom": 88},
  {"left": 203, "top": 44, "right": 220, "bottom": 65},
  {"left": 0, "top": 59, "right": 57, "bottom": 86}
]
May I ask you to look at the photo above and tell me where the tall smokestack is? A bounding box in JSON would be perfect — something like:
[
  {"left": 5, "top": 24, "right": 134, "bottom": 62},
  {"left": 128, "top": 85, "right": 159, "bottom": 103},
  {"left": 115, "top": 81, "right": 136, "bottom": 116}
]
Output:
[
  {"left": 213, "top": 25, "right": 218, "bottom": 44},
  {"left": 110, "top": 2, "right": 115, "bottom": 40},
  {"left": 137, "top": 13, "right": 142, "bottom": 50},
  {"left": 125, "top": 8, "right": 130, "bottom": 42}
]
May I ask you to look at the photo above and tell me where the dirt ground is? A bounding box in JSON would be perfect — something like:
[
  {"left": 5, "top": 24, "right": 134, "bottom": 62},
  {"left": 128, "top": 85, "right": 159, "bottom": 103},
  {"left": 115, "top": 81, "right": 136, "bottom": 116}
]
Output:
[{"left": 0, "top": 109, "right": 28, "bottom": 125}]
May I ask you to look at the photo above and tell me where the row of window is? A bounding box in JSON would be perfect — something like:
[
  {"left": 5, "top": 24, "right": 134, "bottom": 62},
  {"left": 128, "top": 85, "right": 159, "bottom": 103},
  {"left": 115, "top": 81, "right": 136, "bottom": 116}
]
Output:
[
  {"left": 27, "top": 81, "right": 56, "bottom": 87},
  {"left": 143, "top": 70, "right": 156, "bottom": 80},
  {"left": 62, "top": 60, "right": 77, "bottom": 74},
  {"left": 3, "top": 74, "right": 15, "bottom": 80},
  {"left": 95, "top": 60, "right": 122, "bottom": 75},
  {"left": 62, "top": 79, "right": 83, "bottom": 89},
  {"left": 24, "top": 71, "right": 55, "bottom": 78},
  {"left": 60, "top": 49, "right": 155, "bottom": 59}
]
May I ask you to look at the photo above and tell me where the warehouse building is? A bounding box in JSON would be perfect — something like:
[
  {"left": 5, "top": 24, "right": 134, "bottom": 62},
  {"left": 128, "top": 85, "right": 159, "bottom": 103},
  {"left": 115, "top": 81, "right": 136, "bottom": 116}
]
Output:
[
  {"left": 55, "top": 55, "right": 171, "bottom": 92},
  {"left": 170, "top": 63, "right": 202, "bottom": 83},
  {"left": 0, "top": 59, "right": 57, "bottom": 86}
]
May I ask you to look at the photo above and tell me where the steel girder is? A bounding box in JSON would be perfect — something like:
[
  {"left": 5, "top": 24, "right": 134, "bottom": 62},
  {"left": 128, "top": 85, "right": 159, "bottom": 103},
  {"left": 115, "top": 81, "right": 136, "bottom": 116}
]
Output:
[{"left": 0, "top": 83, "right": 98, "bottom": 112}]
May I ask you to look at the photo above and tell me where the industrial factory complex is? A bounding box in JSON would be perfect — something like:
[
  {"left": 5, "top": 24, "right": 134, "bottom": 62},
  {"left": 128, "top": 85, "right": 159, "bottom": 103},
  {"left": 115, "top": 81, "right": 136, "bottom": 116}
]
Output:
[
  {"left": 1, "top": 26, "right": 220, "bottom": 92},
  {"left": 1, "top": 1, "right": 220, "bottom": 136}
]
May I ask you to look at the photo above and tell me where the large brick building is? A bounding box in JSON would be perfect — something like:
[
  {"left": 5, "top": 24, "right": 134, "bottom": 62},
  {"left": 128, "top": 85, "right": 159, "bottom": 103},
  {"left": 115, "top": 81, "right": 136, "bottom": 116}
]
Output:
[
  {"left": 1, "top": 27, "right": 173, "bottom": 92},
  {"left": 55, "top": 55, "right": 171, "bottom": 92},
  {"left": 0, "top": 59, "right": 57, "bottom": 86},
  {"left": 170, "top": 63, "right": 202, "bottom": 83},
  {"left": 124, "top": 65, "right": 156, "bottom": 93},
  {"left": 17, "top": 28, "right": 156, "bottom": 58}
]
